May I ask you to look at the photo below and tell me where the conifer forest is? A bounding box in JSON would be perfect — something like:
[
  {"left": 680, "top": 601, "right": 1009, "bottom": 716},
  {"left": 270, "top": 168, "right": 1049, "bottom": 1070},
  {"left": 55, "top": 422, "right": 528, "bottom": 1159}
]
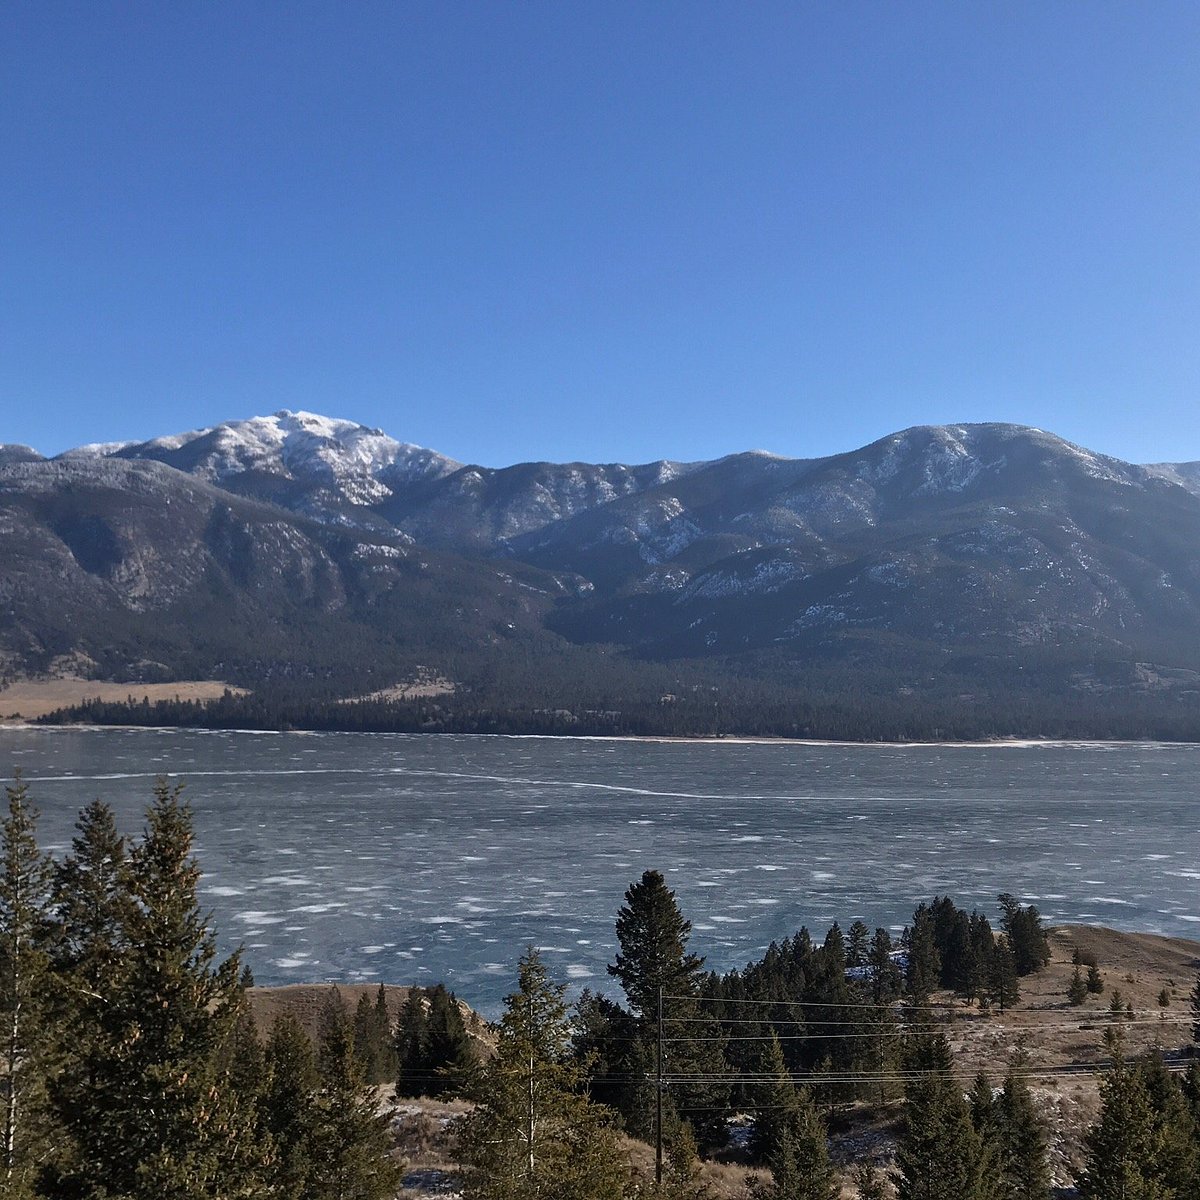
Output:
[{"left": 5, "top": 773, "right": 1200, "bottom": 1199}]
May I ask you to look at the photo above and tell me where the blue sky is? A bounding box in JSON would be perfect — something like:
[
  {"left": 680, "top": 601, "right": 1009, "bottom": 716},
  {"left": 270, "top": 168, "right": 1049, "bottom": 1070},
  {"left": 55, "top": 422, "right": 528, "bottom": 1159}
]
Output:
[{"left": 3, "top": 3, "right": 1198, "bottom": 465}]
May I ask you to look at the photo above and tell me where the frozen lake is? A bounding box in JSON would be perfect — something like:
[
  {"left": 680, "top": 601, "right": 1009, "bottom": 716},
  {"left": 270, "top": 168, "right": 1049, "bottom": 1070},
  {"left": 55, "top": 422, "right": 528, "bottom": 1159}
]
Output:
[{"left": 2, "top": 726, "right": 1198, "bottom": 1010}]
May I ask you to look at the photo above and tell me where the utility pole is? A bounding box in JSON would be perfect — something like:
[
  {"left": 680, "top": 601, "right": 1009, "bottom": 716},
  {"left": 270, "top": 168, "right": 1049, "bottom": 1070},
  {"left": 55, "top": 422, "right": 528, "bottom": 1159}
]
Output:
[{"left": 656, "top": 984, "right": 664, "bottom": 1186}]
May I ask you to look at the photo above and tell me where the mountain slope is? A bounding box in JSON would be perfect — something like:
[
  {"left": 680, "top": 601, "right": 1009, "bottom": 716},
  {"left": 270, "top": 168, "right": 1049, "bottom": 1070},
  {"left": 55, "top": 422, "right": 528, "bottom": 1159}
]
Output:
[{"left": 5, "top": 415, "right": 1200, "bottom": 733}]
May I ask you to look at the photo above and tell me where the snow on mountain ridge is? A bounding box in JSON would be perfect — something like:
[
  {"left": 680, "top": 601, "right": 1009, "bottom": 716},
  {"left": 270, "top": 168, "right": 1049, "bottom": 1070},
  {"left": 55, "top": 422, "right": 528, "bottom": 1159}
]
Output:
[{"left": 57, "top": 410, "right": 463, "bottom": 513}]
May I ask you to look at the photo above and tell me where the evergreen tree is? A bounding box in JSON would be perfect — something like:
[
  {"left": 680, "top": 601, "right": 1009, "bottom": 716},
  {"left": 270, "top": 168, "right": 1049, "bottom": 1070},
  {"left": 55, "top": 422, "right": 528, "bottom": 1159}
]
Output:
[
  {"left": 905, "top": 907, "right": 941, "bottom": 1003},
  {"left": 997, "top": 896, "right": 1051, "bottom": 977},
  {"left": 1135, "top": 1052, "right": 1199, "bottom": 1197},
  {"left": 847, "top": 920, "right": 871, "bottom": 969},
  {"left": 371, "top": 984, "right": 398, "bottom": 1083},
  {"left": 456, "top": 948, "right": 626, "bottom": 1200},
  {"left": 1068, "top": 965, "right": 1088, "bottom": 1006},
  {"left": 750, "top": 1032, "right": 799, "bottom": 1162},
  {"left": 351, "top": 988, "right": 396, "bottom": 1085},
  {"left": 52, "top": 780, "right": 265, "bottom": 1198},
  {"left": 263, "top": 1013, "right": 322, "bottom": 1199},
  {"left": 988, "top": 941, "right": 1020, "bottom": 1013},
  {"left": 996, "top": 1067, "right": 1050, "bottom": 1200},
  {"left": 1077, "top": 1061, "right": 1169, "bottom": 1200},
  {"left": 853, "top": 1162, "right": 889, "bottom": 1200},
  {"left": 0, "top": 774, "right": 55, "bottom": 1199},
  {"left": 308, "top": 995, "right": 401, "bottom": 1200},
  {"left": 44, "top": 799, "right": 134, "bottom": 1195},
  {"left": 607, "top": 870, "right": 728, "bottom": 1147},
  {"left": 609, "top": 870, "right": 705, "bottom": 1018},
  {"left": 895, "top": 1032, "right": 987, "bottom": 1200},
  {"left": 425, "top": 983, "right": 475, "bottom": 1097},
  {"left": 749, "top": 1084, "right": 838, "bottom": 1200},
  {"left": 1087, "top": 963, "right": 1104, "bottom": 994},
  {"left": 868, "top": 927, "right": 902, "bottom": 1005},
  {"left": 224, "top": 980, "right": 269, "bottom": 1157},
  {"left": 395, "top": 986, "right": 430, "bottom": 1097}
]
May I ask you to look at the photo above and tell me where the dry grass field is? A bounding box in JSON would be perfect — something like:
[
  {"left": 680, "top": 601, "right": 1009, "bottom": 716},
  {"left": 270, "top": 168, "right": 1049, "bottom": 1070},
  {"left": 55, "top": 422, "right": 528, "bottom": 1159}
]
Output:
[{"left": 0, "top": 677, "right": 245, "bottom": 720}]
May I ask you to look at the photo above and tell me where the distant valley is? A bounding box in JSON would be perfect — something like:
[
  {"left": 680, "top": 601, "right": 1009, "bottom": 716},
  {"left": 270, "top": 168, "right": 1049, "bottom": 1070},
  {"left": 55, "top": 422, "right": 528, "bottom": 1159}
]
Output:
[{"left": 4, "top": 411, "right": 1200, "bottom": 738}]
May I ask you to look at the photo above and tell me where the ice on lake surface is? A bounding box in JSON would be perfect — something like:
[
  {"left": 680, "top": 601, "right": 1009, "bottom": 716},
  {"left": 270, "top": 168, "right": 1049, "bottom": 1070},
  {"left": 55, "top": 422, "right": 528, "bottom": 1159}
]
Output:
[{"left": 4, "top": 726, "right": 1199, "bottom": 1012}]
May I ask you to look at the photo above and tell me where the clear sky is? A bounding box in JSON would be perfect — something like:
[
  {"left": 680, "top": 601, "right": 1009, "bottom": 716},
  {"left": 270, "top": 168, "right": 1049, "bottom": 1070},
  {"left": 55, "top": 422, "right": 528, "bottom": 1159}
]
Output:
[{"left": 3, "top": 3, "right": 1198, "bottom": 466}]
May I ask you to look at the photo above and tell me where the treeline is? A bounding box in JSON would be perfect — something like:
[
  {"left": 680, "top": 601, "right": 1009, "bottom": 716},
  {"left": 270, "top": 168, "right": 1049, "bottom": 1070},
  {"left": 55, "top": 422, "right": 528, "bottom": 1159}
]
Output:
[{"left": 35, "top": 674, "right": 1200, "bottom": 741}]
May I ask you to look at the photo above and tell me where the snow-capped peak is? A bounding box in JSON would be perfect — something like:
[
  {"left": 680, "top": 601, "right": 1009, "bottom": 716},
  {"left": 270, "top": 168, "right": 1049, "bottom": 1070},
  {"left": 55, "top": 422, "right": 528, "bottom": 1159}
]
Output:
[{"left": 102, "top": 410, "right": 461, "bottom": 503}]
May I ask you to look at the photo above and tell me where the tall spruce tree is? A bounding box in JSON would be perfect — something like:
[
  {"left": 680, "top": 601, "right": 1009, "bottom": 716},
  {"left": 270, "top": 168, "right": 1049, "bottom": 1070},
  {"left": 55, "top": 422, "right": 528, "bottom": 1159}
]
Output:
[
  {"left": 308, "top": 995, "right": 401, "bottom": 1200},
  {"left": 989, "top": 941, "right": 1020, "bottom": 1013},
  {"left": 905, "top": 907, "right": 941, "bottom": 1003},
  {"left": 749, "top": 1084, "right": 838, "bottom": 1200},
  {"left": 895, "top": 1032, "right": 989, "bottom": 1200},
  {"left": 52, "top": 781, "right": 265, "bottom": 1198},
  {"left": 868, "top": 927, "right": 902, "bottom": 1005},
  {"left": 425, "top": 983, "right": 475, "bottom": 1097},
  {"left": 352, "top": 990, "right": 395, "bottom": 1085},
  {"left": 847, "top": 920, "right": 871, "bottom": 969},
  {"left": 750, "top": 1032, "right": 799, "bottom": 1162},
  {"left": 370, "top": 984, "right": 398, "bottom": 1083},
  {"left": 456, "top": 948, "right": 626, "bottom": 1200},
  {"left": 395, "top": 986, "right": 430, "bottom": 1097},
  {"left": 607, "top": 870, "right": 729, "bottom": 1147},
  {"left": 0, "top": 774, "right": 55, "bottom": 1199},
  {"left": 44, "top": 799, "right": 134, "bottom": 1195},
  {"left": 1077, "top": 1060, "right": 1168, "bottom": 1200},
  {"left": 609, "top": 870, "right": 705, "bottom": 1018},
  {"left": 263, "top": 1013, "right": 322, "bottom": 1199},
  {"left": 996, "top": 1067, "right": 1050, "bottom": 1200},
  {"left": 1136, "top": 1052, "right": 1200, "bottom": 1197}
]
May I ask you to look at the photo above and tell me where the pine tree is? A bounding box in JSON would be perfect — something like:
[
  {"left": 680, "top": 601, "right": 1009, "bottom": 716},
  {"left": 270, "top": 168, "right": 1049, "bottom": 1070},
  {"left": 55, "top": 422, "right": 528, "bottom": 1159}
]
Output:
[
  {"left": 996, "top": 1067, "right": 1050, "bottom": 1200},
  {"left": 43, "top": 799, "right": 134, "bottom": 1195},
  {"left": 263, "top": 1013, "right": 322, "bottom": 1199},
  {"left": 989, "top": 941, "right": 1020, "bottom": 1013},
  {"left": 609, "top": 870, "right": 706, "bottom": 1018},
  {"left": 1068, "top": 965, "right": 1088, "bottom": 1006},
  {"left": 895, "top": 1032, "right": 987, "bottom": 1200},
  {"left": 607, "top": 870, "right": 728, "bottom": 1147},
  {"left": 997, "top": 895, "right": 1050, "bottom": 977},
  {"left": 456, "top": 948, "right": 626, "bottom": 1200},
  {"left": 1077, "top": 1062, "right": 1169, "bottom": 1200},
  {"left": 905, "top": 907, "right": 941, "bottom": 1003},
  {"left": 308, "top": 995, "right": 402, "bottom": 1200},
  {"left": 750, "top": 1032, "right": 799, "bottom": 1162},
  {"left": 868, "top": 927, "right": 902, "bottom": 1005},
  {"left": 395, "top": 986, "right": 430, "bottom": 1097},
  {"left": 426, "top": 983, "right": 476, "bottom": 1097},
  {"left": 371, "top": 983, "right": 397, "bottom": 1083},
  {"left": 52, "top": 780, "right": 265, "bottom": 1198},
  {"left": 1135, "top": 1052, "right": 1200, "bottom": 1197},
  {"left": 853, "top": 1161, "right": 889, "bottom": 1200},
  {"left": 847, "top": 920, "right": 871, "bottom": 969},
  {"left": 0, "top": 773, "right": 55, "bottom": 1199},
  {"left": 749, "top": 1084, "right": 838, "bottom": 1200},
  {"left": 966, "top": 1073, "right": 1003, "bottom": 1200},
  {"left": 1087, "top": 963, "right": 1104, "bottom": 994},
  {"left": 352, "top": 991, "right": 389, "bottom": 1083}
]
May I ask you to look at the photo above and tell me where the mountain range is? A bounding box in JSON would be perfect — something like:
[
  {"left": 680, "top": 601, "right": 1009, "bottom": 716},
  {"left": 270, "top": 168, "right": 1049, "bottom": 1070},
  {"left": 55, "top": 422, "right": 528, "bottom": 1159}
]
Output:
[{"left": 4, "top": 410, "right": 1200, "bottom": 737}]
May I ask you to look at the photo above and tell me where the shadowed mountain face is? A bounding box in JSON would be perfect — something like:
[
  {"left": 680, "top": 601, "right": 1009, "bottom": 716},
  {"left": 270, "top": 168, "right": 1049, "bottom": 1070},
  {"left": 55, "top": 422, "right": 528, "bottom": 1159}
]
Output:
[{"left": 4, "top": 415, "right": 1200, "bottom": 722}]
